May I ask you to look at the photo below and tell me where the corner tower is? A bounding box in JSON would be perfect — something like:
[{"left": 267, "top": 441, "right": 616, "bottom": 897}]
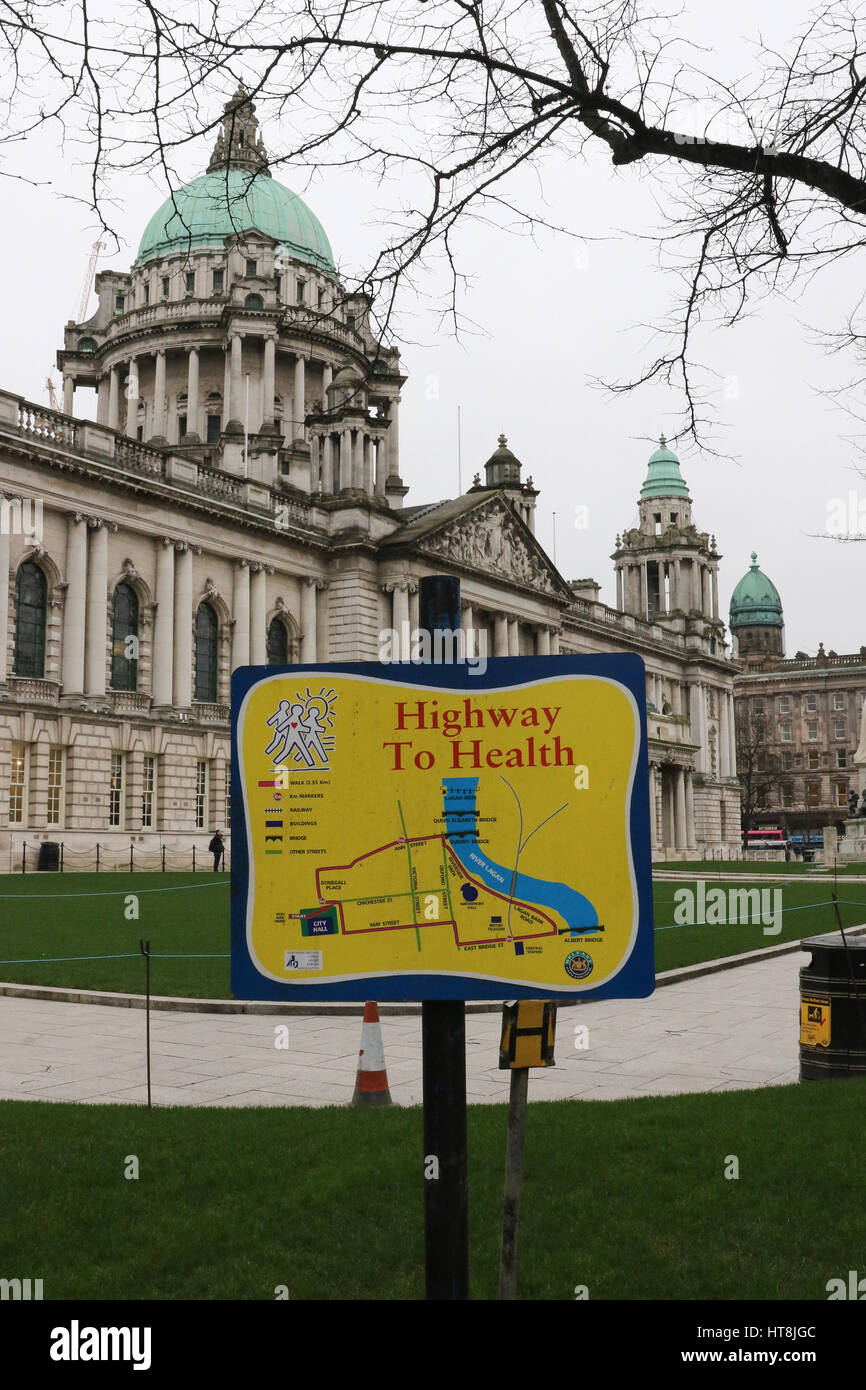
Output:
[
  {"left": 729, "top": 552, "right": 784, "bottom": 667},
  {"left": 612, "top": 436, "right": 725, "bottom": 652}
]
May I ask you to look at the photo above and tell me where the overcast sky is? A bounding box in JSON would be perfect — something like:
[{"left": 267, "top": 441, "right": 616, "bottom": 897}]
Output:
[{"left": 2, "top": 0, "right": 863, "bottom": 656}]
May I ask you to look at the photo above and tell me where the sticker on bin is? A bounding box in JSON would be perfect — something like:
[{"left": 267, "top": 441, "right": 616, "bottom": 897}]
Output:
[
  {"left": 800, "top": 995, "right": 831, "bottom": 1048},
  {"left": 284, "top": 950, "right": 323, "bottom": 972}
]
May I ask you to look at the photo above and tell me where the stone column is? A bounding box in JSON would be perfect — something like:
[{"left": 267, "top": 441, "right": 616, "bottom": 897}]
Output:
[
  {"left": 461, "top": 602, "right": 475, "bottom": 660},
  {"left": 550, "top": 629, "right": 561, "bottom": 655},
  {"left": 84, "top": 520, "right": 108, "bottom": 697},
  {"left": 352, "top": 430, "right": 364, "bottom": 490},
  {"left": 657, "top": 560, "right": 666, "bottom": 615},
  {"left": 639, "top": 563, "right": 647, "bottom": 619},
  {"left": 711, "top": 567, "right": 719, "bottom": 621},
  {"left": 702, "top": 567, "right": 711, "bottom": 617},
  {"left": 727, "top": 692, "right": 738, "bottom": 776},
  {"left": 150, "top": 350, "right": 167, "bottom": 442},
  {"left": 692, "top": 560, "right": 702, "bottom": 612},
  {"left": 685, "top": 768, "right": 697, "bottom": 852},
  {"left": 363, "top": 435, "right": 374, "bottom": 494},
  {"left": 339, "top": 430, "right": 352, "bottom": 490},
  {"left": 508, "top": 618, "right": 519, "bottom": 656},
  {"left": 228, "top": 335, "right": 243, "bottom": 427},
  {"left": 408, "top": 581, "right": 419, "bottom": 634},
  {"left": 232, "top": 561, "right": 250, "bottom": 671},
  {"left": 293, "top": 356, "right": 306, "bottom": 439},
  {"left": 494, "top": 614, "right": 508, "bottom": 657},
  {"left": 393, "top": 582, "right": 410, "bottom": 657},
  {"left": 675, "top": 766, "right": 687, "bottom": 853},
  {"left": 673, "top": 558, "right": 682, "bottom": 611},
  {"left": 689, "top": 681, "right": 705, "bottom": 774},
  {"left": 63, "top": 375, "right": 74, "bottom": 415},
  {"left": 718, "top": 688, "right": 730, "bottom": 777},
  {"left": 124, "top": 359, "right": 139, "bottom": 437},
  {"left": 250, "top": 565, "right": 267, "bottom": 664},
  {"left": 322, "top": 363, "right": 333, "bottom": 398},
  {"left": 0, "top": 515, "right": 9, "bottom": 685},
  {"left": 152, "top": 539, "right": 175, "bottom": 707},
  {"left": 222, "top": 349, "right": 232, "bottom": 430},
  {"left": 536, "top": 626, "right": 551, "bottom": 656},
  {"left": 173, "top": 544, "right": 193, "bottom": 707},
  {"left": 108, "top": 368, "right": 120, "bottom": 431},
  {"left": 375, "top": 436, "right": 387, "bottom": 496},
  {"left": 96, "top": 376, "right": 110, "bottom": 426},
  {"left": 185, "top": 348, "right": 200, "bottom": 441},
  {"left": 388, "top": 397, "right": 400, "bottom": 477},
  {"left": 62, "top": 514, "right": 87, "bottom": 696},
  {"left": 320, "top": 435, "right": 333, "bottom": 493},
  {"left": 301, "top": 578, "right": 317, "bottom": 661},
  {"left": 616, "top": 566, "right": 623, "bottom": 611},
  {"left": 261, "top": 338, "right": 275, "bottom": 429}
]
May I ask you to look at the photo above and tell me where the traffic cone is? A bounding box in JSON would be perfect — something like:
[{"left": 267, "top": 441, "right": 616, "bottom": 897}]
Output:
[{"left": 350, "top": 1001, "right": 394, "bottom": 1107}]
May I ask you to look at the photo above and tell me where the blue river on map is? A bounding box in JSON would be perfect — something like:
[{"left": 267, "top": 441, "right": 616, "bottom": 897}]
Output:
[{"left": 441, "top": 777, "right": 599, "bottom": 935}]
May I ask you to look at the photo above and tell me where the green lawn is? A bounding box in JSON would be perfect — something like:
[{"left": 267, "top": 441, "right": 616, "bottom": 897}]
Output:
[
  {"left": 1, "top": 1083, "right": 863, "bottom": 1300},
  {"left": 0, "top": 873, "right": 230, "bottom": 998},
  {"left": 652, "top": 877, "right": 866, "bottom": 973},
  {"left": 1, "top": 871, "right": 865, "bottom": 996}
]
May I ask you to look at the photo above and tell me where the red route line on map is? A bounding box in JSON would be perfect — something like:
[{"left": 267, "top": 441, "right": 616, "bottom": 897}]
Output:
[{"left": 313, "top": 834, "right": 559, "bottom": 947}]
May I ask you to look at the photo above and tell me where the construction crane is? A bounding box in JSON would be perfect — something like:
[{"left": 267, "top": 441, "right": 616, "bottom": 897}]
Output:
[
  {"left": 46, "top": 376, "right": 61, "bottom": 411},
  {"left": 76, "top": 240, "right": 104, "bottom": 323}
]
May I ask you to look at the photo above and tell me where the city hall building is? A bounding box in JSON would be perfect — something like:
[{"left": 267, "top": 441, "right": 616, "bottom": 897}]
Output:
[{"left": 0, "top": 88, "right": 742, "bottom": 867}]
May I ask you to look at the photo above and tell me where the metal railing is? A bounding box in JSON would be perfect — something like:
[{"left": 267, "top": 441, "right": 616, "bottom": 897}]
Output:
[{"left": 17, "top": 841, "right": 230, "bottom": 874}]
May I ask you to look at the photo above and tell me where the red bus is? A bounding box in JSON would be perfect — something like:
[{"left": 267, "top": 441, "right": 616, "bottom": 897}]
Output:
[{"left": 742, "top": 828, "right": 785, "bottom": 850}]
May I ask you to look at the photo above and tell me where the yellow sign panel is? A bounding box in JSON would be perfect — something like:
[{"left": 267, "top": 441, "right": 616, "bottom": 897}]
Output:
[
  {"left": 231, "top": 658, "right": 654, "bottom": 1001},
  {"left": 499, "top": 1001, "right": 558, "bottom": 1068},
  {"left": 800, "top": 995, "right": 831, "bottom": 1048}
]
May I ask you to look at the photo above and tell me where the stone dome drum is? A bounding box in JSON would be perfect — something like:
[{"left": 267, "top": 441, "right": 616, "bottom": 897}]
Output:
[{"left": 135, "top": 169, "right": 336, "bottom": 272}]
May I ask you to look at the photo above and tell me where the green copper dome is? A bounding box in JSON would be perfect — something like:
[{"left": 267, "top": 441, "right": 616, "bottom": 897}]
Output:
[
  {"left": 135, "top": 170, "right": 336, "bottom": 271},
  {"left": 729, "top": 552, "right": 784, "bottom": 629},
  {"left": 640, "top": 434, "right": 691, "bottom": 500}
]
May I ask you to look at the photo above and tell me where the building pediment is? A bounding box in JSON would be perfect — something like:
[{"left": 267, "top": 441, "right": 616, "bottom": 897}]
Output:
[{"left": 415, "top": 494, "right": 571, "bottom": 600}]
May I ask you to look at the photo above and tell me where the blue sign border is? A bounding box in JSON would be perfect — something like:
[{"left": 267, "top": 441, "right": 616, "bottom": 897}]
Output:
[{"left": 231, "top": 654, "right": 654, "bottom": 1002}]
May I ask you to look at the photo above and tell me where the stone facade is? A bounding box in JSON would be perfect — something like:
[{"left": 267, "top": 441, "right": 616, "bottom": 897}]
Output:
[{"left": 734, "top": 647, "right": 866, "bottom": 835}]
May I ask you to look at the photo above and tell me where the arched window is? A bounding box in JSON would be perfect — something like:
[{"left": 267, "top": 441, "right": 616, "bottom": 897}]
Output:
[
  {"left": 267, "top": 617, "right": 289, "bottom": 665},
  {"left": 111, "top": 582, "right": 139, "bottom": 691},
  {"left": 13, "top": 561, "right": 46, "bottom": 678},
  {"left": 194, "top": 602, "right": 219, "bottom": 702},
  {"left": 244, "top": 293, "right": 264, "bottom": 310},
  {"left": 78, "top": 337, "right": 97, "bottom": 354}
]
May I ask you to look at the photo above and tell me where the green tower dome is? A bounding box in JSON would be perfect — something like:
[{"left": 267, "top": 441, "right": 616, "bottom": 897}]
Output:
[
  {"left": 729, "top": 552, "right": 784, "bottom": 630},
  {"left": 639, "top": 434, "right": 690, "bottom": 500},
  {"left": 135, "top": 169, "right": 336, "bottom": 271}
]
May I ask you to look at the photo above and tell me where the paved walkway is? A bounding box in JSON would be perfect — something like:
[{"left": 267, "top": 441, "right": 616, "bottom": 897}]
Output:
[{"left": 0, "top": 949, "right": 805, "bottom": 1107}]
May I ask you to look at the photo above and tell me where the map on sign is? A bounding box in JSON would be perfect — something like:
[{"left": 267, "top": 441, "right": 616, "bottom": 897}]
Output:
[{"left": 231, "top": 656, "right": 654, "bottom": 1002}]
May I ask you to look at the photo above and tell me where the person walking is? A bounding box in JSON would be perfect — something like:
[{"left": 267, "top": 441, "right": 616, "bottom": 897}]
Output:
[{"left": 209, "top": 829, "right": 225, "bottom": 872}]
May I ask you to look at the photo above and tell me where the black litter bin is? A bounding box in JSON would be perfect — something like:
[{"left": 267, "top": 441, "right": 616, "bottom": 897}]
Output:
[
  {"left": 37, "top": 841, "right": 60, "bottom": 872},
  {"left": 800, "top": 931, "right": 866, "bottom": 1079}
]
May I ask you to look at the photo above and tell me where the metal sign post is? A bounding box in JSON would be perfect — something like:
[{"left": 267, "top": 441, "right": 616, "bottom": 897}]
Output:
[
  {"left": 498, "top": 1000, "right": 557, "bottom": 1299},
  {"left": 422, "top": 999, "right": 469, "bottom": 1299},
  {"left": 421, "top": 575, "right": 469, "bottom": 1301}
]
